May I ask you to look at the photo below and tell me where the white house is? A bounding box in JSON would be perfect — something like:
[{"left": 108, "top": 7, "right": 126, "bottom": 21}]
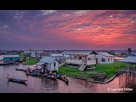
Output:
[
  {"left": 36, "top": 56, "right": 58, "bottom": 73},
  {"left": 96, "top": 52, "right": 114, "bottom": 64},
  {"left": 50, "top": 54, "right": 74, "bottom": 63},
  {"left": 24, "top": 50, "right": 43, "bottom": 58}
]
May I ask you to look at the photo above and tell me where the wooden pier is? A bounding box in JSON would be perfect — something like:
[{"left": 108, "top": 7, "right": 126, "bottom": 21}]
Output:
[{"left": 117, "top": 68, "right": 136, "bottom": 75}]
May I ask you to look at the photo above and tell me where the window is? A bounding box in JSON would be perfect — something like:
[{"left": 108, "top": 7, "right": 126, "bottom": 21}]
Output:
[
  {"left": 88, "top": 58, "right": 91, "bottom": 60},
  {"left": 54, "top": 62, "right": 56, "bottom": 67},
  {"left": 102, "top": 58, "right": 105, "bottom": 62},
  {"left": 108, "top": 58, "right": 110, "bottom": 62}
]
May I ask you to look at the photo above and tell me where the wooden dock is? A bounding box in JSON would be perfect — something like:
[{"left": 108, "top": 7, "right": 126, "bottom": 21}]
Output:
[{"left": 117, "top": 68, "right": 136, "bottom": 74}]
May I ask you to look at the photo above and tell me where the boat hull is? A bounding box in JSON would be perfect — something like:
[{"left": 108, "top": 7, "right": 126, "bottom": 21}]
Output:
[
  {"left": 0, "top": 61, "right": 14, "bottom": 66},
  {"left": 8, "top": 78, "right": 27, "bottom": 83}
]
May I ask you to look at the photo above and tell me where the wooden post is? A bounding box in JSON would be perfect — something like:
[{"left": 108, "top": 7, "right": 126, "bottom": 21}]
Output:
[
  {"left": 77, "top": 55, "right": 79, "bottom": 60},
  {"left": 119, "top": 62, "right": 120, "bottom": 72},
  {"left": 86, "top": 55, "right": 88, "bottom": 64},
  {"left": 128, "top": 63, "right": 129, "bottom": 73},
  {"left": 50, "top": 63, "right": 52, "bottom": 74},
  {"left": 70, "top": 54, "right": 72, "bottom": 59},
  {"left": 63, "top": 54, "right": 64, "bottom": 62}
]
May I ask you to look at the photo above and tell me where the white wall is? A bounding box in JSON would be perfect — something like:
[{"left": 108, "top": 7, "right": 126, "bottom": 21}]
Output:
[
  {"left": 88, "top": 54, "right": 95, "bottom": 60},
  {"left": 96, "top": 55, "right": 114, "bottom": 64},
  {"left": 50, "top": 60, "right": 58, "bottom": 72}
]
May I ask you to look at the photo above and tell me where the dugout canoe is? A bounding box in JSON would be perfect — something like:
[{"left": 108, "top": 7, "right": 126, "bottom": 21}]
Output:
[
  {"left": 7, "top": 74, "right": 27, "bottom": 83},
  {"left": 44, "top": 74, "right": 57, "bottom": 80}
]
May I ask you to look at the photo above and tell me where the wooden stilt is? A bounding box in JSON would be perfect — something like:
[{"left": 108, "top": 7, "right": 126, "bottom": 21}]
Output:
[{"left": 119, "top": 62, "right": 120, "bottom": 74}]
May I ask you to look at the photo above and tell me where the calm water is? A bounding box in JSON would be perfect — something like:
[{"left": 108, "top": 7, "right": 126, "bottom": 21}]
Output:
[{"left": 0, "top": 63, "right": 136, "bottom": 93}]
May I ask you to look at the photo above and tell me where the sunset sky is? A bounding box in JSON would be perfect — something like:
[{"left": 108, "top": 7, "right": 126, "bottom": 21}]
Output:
[{"left": 0, "top": 10, "right": 136, "bottom": 50}]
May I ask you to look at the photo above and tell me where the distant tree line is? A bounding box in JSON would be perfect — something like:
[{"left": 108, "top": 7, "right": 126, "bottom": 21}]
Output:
[{"left": 107, "top": 51, "right": 115, "bottom": 55}]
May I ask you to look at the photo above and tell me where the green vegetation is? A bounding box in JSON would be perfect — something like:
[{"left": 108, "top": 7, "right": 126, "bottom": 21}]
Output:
[
  {"left": 18, "top": 53, "right": 39, "bottom": 65},
  {"left": 107, "top": 51, "right": 115, "bottom": 55},
  {"left": 58, "top": 61, "right": 136, "bottom": 79},
  {"left": 18, "top": 53, "right": 25, "bottom": 60},
  {"left": 58, "top": 66, "right": 88, "bottom": 78},
  {"left": 22, "top": 58, "right": 39, "bottom": 65}
]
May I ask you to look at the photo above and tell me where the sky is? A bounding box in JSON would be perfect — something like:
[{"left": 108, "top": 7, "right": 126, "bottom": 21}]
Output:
[{"left": 0, "top": 10, "right": 136, "bottom": 50}]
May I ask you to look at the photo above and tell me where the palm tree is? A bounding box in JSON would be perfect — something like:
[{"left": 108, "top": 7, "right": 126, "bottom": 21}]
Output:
[{"left": 128, "top": 48, "right": 132, "bottom": 56}]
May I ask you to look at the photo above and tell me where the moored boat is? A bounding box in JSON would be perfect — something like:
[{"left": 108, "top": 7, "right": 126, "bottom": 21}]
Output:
[
  {"left": 7, "top": 74, "right": 27, "bottom": 83},
  {"left": 26, "top": 72, "right": 39, "bottom": 76},
  {"left": 44, "top": 74, "right": 57, "bottom": 80},
  {"left": 54, "top": 74, "right": 69, "bottom": 84},
  {"left": 15, "top": 68, "right": 26, "bottom": 71},
  {"left": 0, "top": 61, "right": 14, "bottom": 66}
]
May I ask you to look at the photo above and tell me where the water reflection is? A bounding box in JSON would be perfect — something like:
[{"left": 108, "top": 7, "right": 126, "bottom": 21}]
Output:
[
  {"left": 119, "top": 73, "right": 136, "bottom": 93},
  {"left": 0, "top": 64, "right": 136, "bottom": 93}
]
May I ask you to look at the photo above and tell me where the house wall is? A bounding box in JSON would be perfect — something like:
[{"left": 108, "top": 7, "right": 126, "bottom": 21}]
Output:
[
  {"left": 88, "top": 54, "right": 96, "bottom": 60},
  {"left": 87, "top": 60, "right": 96, "bottom": 65},
  {"left": 96, "top": 55, "right": 114, "bottom": 64},
  {"left": 45, "top": 63, "right": 51, "bottom": 71},
  {"left": 51, "top": 60, "right": 58, "bottom": 72},
  {"left": 45, "top": 60, "right": 58, "bottom": 72},
  {"left": 65, "top": 59, "right": 83, "bottom": 64}
]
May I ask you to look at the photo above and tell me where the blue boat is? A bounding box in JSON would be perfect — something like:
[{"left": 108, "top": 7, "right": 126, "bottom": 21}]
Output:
[
  {"left": 43, "top": 74, "right": 57, "bottom": 80},
  {"left": 54, "top": 74, "right": 68, "bottom": 84},
  {"left": 15, "top": 68, "right": 26, "bottom": 71},
  {"left": 0, "top": 61, "right": 14, "bottom": 66}
]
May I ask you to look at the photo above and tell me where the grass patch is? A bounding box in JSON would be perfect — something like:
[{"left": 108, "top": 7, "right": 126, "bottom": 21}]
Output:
[
  {"left": 58, "top": 61, "right": 136, "bottom": 79},
  {"left": 58, "top": 66, "right": 87, "bottom": 78},
  {"left": 18, "top": 53, "right": 39, "bottom": 65},
  {"left": 22, "top": 58, "right": 39, "bottom": 65}
]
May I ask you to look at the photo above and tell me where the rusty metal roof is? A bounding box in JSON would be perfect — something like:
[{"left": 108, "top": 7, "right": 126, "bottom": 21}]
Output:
[{"left": 61, "top": 50, "right": 97, "bottom": 55}]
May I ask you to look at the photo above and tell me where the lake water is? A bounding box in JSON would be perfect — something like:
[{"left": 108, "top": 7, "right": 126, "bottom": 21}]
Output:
[{"left": 0, "top": 63, "right": 136, "bottom": 93}]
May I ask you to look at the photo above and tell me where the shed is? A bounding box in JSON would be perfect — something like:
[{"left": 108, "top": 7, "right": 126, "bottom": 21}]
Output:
[
  {"left": 118, "top": 55, "right": 136, "bottom": 64},
  {"left": 3, "top": 55, "right": 19, "bottom": 61},
  {"left": 36, "top": 56, "right": 58, "bottom": 73},
  {"left": 118, "top": 55, "right": 136, "bottom": 73}
]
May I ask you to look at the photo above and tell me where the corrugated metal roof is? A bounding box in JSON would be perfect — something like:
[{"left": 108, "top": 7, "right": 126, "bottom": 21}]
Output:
[
  {"left": 36, "top": 62, "right": 45, "bottom": 66},
  {"left": 51, "top": 54, "right": 63, "bottom": 57},
  {"left": 61, "top": 50, "right": 97, "bottom": 55},
  {"left": 3, "top": 55, "right": 19, "bottom": 58},
  {"left": 118, "top": 56, "right": 136, "bottom": 63},
  {"left": 97, "top": 52, "right": 114, "bottom": 57},
  {"left": 40, "top": 56, "right": 56, "bottom": 64}
]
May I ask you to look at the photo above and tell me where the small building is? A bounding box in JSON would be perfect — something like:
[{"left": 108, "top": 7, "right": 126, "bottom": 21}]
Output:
[
  {"left": 115, "top": 52, "right": 121, "bottom": 57},
  {"left": 96, "top": 52, "right": 114, "bottom": 64},
  {"left": 3, "top": 55, "right": 20, "bottom": 62},
  {"left": 24, "top": 50, "right": 43, "bottom": 57},
  {"left": 51, "top": 54, "right": 63, "bottom": 63},
  {"left": 61, "top": 50, "right": 98, "bottom": 65},
  {"left": 36, "top": 56, "right": 59, "bottom": 73}
]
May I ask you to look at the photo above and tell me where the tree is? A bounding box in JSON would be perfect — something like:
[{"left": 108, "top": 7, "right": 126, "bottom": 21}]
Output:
[
  {"left": 107, "top": 51, "right": 115, "bottom": 55},
  {"left": 128, "top": 48, "right": 132, "bottom": 56},
  {"left": 121, "top": 52, "right": 126, "bottom": 56}
]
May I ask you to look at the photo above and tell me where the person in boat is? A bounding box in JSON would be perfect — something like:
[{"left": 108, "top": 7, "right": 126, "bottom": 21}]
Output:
[
  {"left": 41, "top": 68, "right": 44, "bottom": 74},
  {"left": 26, "top": 70, "right": 29, "bottom": 74},
  {"left": 63, "top": 74, "right": 67, "bottom": 81},
  {"left": 7, "top": 74, "right": 10, "bottom": 79}
]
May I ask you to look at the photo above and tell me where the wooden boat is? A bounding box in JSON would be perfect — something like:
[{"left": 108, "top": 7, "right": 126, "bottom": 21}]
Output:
[
  {"left": 7, "top": 74, "right": 27, "bottom": 83},
  {"left": 90, "top": 72, "right": 105, "bottom": 78},
  {"left": 26, "top": 72, "right": 39, "bottom": 76},
  {"left": 54, "top": 74, "right": 69, "bottom": 84},
  {"left": 44, "top": 74, "right": 57, "bottom": 80},
  {"left": 0, "top": 61, "right": 14, "bottom": 66},
  {"left": 15, "top": 68, "right": 26, "bottom": 71}
]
